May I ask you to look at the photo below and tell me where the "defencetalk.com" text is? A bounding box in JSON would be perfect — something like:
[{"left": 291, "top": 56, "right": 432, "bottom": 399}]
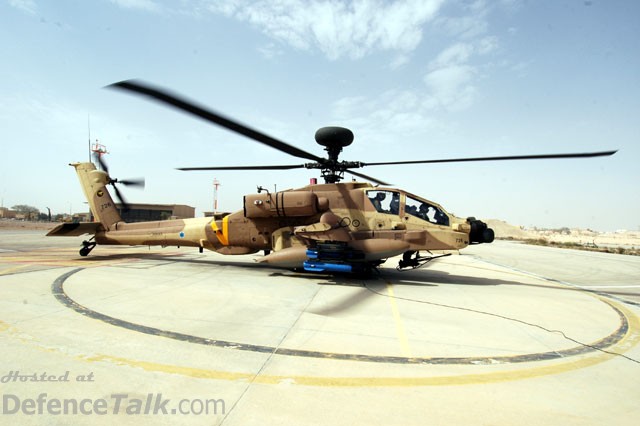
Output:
[{"left": 2, "top": 393, "right": 225, "bottom": 416}]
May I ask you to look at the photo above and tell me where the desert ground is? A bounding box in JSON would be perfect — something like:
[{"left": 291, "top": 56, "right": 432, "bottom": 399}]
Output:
[{"left": 488, "top": 219, "right": 640, "bottom": 250}]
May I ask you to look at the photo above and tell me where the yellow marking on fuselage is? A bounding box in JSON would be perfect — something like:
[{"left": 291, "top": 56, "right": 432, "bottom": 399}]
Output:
[{"left": 211, "top": 216, "right": 230, "bottom": 246}]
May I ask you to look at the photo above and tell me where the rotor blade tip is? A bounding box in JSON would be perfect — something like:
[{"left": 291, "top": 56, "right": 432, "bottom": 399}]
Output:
[{"left": 104, "top": 79, "right": 143, "bottom": 91}]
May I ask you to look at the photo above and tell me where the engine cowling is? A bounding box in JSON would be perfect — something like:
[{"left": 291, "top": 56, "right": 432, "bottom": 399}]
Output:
[{"left": 244, "top": 191, "right": 327, "bottom": 218}]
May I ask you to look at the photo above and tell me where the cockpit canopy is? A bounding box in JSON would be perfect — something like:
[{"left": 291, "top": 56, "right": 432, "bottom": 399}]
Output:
[{"left": 366, "top": 190, "right": 450, "bottom": 226}]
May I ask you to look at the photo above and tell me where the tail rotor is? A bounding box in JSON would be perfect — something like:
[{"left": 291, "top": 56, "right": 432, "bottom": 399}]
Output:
[{"left": 92, "top": 153, "right": 145, "bottom": 211}]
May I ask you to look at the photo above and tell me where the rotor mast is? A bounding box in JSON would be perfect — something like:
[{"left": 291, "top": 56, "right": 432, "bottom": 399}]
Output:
[{"left": 308, "top": 126, "right": 355, "bottom": 184}]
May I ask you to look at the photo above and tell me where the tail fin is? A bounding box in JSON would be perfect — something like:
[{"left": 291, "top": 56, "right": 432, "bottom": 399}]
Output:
[{"left": 71, "top": 162, "right": 122, "bottom": 229}]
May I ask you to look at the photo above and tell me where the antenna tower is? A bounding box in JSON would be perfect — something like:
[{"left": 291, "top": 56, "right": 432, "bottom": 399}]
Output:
[
  {"left": 213, "top": 178, "right": 221, "bottom": 213},
  {"left": 91, "top": 140, "right": 108, "bottom": 169}
]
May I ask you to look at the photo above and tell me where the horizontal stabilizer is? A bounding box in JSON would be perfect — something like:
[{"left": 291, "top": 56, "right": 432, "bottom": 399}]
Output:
[{"left": 46, "top": 222, "right": 103, "bottom": 237}]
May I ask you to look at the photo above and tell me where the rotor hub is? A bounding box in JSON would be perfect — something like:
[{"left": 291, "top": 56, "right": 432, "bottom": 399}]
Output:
[
  {"left": 315, "top": 126, "right": 353, "bottom": 163},
  {"left": 314, "top": 126, "right": 354, "bottom": 148}
]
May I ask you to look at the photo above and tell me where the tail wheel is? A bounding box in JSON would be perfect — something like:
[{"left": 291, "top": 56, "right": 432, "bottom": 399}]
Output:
[{"left": 80, "top": 240, "right": 96, "bottom": 257}]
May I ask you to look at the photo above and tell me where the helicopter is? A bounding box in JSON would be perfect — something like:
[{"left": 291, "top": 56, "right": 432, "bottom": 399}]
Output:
[{"left": 47, "top": 80, "right": 617, "bottom": 273}]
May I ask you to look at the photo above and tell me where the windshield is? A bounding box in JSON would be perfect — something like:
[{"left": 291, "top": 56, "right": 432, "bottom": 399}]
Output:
[
  {"left": 366, "top": 190, "right": 449, "bottom": 225},
  {"left": 366, "top": 190, "right": 400, "bottom": 215},
  {"left": 405, "top": 195, "right": 450, "bottom": 226}
]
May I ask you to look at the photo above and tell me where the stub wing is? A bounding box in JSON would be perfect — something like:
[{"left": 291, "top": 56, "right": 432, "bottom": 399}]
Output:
[
  {"left": 46, "top": 222, "right": 104, "bottom": 237},
  {"left": 293, "top": 222, "right": 351, "bottom": 242}
]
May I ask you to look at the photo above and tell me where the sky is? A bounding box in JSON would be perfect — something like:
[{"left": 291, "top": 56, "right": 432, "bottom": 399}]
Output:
[{"left": 0, "top": 0, "right": 638, "bottom": 232}]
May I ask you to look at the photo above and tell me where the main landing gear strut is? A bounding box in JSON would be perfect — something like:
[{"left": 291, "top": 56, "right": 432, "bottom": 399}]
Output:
[
  {"left": 397, "top": 250, "right": 451, "bottom": 271},
  {"left": 79, "top": 238, "right": 96, "bottom": 257}
]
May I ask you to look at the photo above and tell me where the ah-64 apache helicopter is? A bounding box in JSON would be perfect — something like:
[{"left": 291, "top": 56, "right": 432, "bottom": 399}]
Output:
[{"left": 47, "top": 80, "right": 616, "bottom": 273}]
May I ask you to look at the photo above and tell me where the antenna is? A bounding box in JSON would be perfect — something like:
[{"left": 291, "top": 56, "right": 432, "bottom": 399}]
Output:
[
  {"left": 87, "top": 114, "right": 91, "bottom": 162},
  {"left": 213, "top": 178, "right": 221, "bottom": 213}
]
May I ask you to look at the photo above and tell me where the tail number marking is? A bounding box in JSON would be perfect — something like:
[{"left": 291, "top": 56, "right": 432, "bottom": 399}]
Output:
[{"left": 99, "top": 202, "right": 113, "bottom": 212}]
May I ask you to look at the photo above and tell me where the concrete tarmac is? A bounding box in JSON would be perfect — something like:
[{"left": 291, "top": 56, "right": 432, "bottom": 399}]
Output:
[{"left": 1, "top": 230, "right": 639, "bottom": 425}]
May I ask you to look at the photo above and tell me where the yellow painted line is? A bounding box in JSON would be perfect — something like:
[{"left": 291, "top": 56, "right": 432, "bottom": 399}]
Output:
[
  {"left": 385, "top": 282, "right": 413, "bottom": 358},
  {"left": 0, "top": 257, "right": 125, "bottom": 268},
  {"left": 1, "top": 298, "right": 639, "bottom": 388},
  {"left": 440, "top": 259, "right": 552, "bottom": 281},
  {"left": 93, "top": 303, "right": 640, "bottom": 386},
  {"left": 0, "top": 249, "right": 184, "bottom": 268},
  {"left": 66, "top": 301, "right": 640, "bottom": 386},
  {"left": 85, "top": 354, "right": 253, "bottom": 382},
  {"left": 0, "top": 265, "right": 30, "bottom": 276}
]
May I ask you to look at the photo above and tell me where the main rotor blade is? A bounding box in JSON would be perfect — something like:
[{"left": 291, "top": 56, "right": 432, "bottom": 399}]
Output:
[
  {"left": 177, "top": 164, "right": 306, "bottom": 171},
  {"left": 107, "top": 80, "right": 324, "bottom": 163},
  {"left": 346, "top": 169, "right": 390, "bottom": 186},
  {"left": 362, "top": 150, "right": 618, "bottom": 167},
  {"left": 118, "top": 177, "right": 146, "bottom": 188}
]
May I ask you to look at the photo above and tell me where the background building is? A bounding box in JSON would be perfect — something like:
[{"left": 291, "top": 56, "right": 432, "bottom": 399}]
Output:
[
  {"left": 0, "top": 207, "right": 16, "bottom": 219},
  {"left": 114, "top": 203, "right": 195, "bottom": 223}
]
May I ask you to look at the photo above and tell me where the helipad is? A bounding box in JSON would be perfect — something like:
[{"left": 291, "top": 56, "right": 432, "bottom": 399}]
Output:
[{"left": 1, "top": 230, "right": 639, "bottom": 425}]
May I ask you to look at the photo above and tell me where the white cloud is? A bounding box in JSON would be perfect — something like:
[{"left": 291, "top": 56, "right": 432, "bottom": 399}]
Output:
[
  {"left": 476, "top": 35, "right": 498, "bottom": 54},
  {"left": 423, "top": 36, "right": 498, "bottom": 110},
  {"left": 329, "top": 31, "right": 500, "bottom": 137},
  {"left": 388, "top": 54, "right": 410, "bottom": 69},
  {"left": 186, "top": 1, "right": 500, "bottom": 139},
  {"left": 424, "top": 64, "right": 476, "bottom": 111},
  {"left": 257, "top": 42, "right": 284, "bottom": 59},
  {"left": 429, "top": 42, "right": 474, "bottom": 69},
  {"left": 330, "top": 89, "right": 438, "bottom": 148},
  {"left": 109, "top": 0, "right": 161, "bottom": 12},
  {"left": 8, "top": 0, "right": 37, "bottom": 14},
  {"left": 206, "top": 0, "right": 445, "bottom": 60},
  {"left": 434, "top": 0, "right": 489, "bottom": 40}
]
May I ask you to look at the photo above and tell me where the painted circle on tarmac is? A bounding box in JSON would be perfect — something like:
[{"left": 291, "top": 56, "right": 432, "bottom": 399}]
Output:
[{"left": 51, "top": 268, "right": 635, "bottom": 366}]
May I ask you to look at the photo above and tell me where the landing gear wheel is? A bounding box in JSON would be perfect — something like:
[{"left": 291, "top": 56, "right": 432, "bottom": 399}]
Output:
[
  {"left": 79, "top": 239, "right": 96, "bottom": 257},
  {"left": 397, "top": 250, "right": 451, "bottom": 270}
]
